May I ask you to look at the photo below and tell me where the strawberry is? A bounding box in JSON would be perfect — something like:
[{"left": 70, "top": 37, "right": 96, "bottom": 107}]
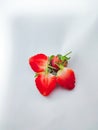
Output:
[
  {"left": 51, "top": 55, "right": 68, "bottom": 70},
  {"left": 35, "top": 72, "right": 56, "bottom": 96},
  {"left": 29, "top": 54, "right": 48, "bottom": 72},
  {"left": 57, "top": 68, "right": 75, "bottom": 90},
  {"left": 50, "top": 52, "right": 71, "bottom": 71},
  {"left": 51, "top": 56, "right": 60, "bottom": 70}
]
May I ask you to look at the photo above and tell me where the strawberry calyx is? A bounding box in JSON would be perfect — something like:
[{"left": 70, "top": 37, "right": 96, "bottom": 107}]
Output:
[
  {"left": 49, "top": 51, "right": 72, "bottom": 72},
  {"left": 57, "top": 51, "right": 72, "bottom": 62}
]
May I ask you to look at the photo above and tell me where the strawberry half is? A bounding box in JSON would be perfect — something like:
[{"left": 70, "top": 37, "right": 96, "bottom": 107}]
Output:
[
  {"left": 29, "top": 54, "right": 48, "bottom": 72},
  {"left": 35, "top": 72, "right": 56, "bottom": 96},
  {"left": 57, "top": 68, "right": 75, "bottom": 90}
]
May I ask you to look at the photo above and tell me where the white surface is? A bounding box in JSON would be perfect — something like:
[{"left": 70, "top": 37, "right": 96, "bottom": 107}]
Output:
[{"left": 0, "top": 0, "right": 98, "bottom": 130}]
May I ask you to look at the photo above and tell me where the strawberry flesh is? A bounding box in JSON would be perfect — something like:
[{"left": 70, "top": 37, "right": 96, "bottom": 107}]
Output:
[
  {"left": 35, "top": 73, "right": 56, "bottom": 96},
  {"left": 57, "top": 68, "right": 75, "bottom": 90},
  {"left": 29, "top": 54, "right": 48, "bottom": 72}
]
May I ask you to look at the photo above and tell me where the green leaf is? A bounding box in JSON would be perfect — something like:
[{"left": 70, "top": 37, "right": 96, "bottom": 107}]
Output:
[
  {"left": 64, "top": 56, "right": 71, "bottom": 60},
  {"left": 57, "top": 54, "right": 62, "bottom": 60},
  {"left": 60, "top": 55, "right": 70, "bottom": 61},
  {"left": 61, "top": 56, "right": 65, "bottom": 61}
]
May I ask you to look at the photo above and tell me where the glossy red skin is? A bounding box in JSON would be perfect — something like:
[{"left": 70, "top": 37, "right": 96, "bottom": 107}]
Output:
[
  {"left": 51, "top": 56, "right": 60, "bottom": 70},
  {"left": 35, "top": 73, "right": 56, "bottom": 96},
  {"left": 29, "top": 54, "right": 48, "bottom": 72},
  {"left": 57, "top": 68, "right": 75, "bottom": 90}
]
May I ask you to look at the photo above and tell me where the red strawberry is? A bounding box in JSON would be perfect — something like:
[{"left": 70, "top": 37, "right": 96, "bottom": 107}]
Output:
[
  {"left": 29, "top": 54, "right": 48, "bottom": 72},
  {"left": 51, "top": 56, "right": 60, "bottom": 70},
  {"left": 57, "top": 68, "right": 75, "bottom": 90},
  {"left": 50, "top": 52, "right": 71, "bottom": 70},
  {"left": 35, "top": 72, "right": 56, "bottom": 96}
]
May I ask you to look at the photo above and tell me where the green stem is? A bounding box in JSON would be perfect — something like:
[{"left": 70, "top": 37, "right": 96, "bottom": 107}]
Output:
[
  {"left": 64, "top": 51, "right": 72, "bottom": 56},
  {"left": 55, "top": 63, "right": 64, "bottom": 70},
  {"left": 48, "top": 65, "right": 57, "bottom": 70}
]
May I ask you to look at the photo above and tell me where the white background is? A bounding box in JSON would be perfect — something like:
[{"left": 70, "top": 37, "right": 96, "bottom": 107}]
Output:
[{"left": 0, "top": 0, "right": 98, "bottom": 130}]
